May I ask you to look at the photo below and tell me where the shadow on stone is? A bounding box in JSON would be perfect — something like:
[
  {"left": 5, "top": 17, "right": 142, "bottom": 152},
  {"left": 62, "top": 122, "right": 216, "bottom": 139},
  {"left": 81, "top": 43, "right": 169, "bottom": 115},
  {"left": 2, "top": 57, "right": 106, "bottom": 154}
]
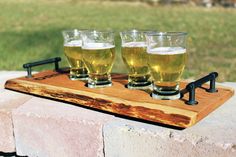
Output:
[{"left": 0, "top": 151, "right": 27, "bottom": 157}]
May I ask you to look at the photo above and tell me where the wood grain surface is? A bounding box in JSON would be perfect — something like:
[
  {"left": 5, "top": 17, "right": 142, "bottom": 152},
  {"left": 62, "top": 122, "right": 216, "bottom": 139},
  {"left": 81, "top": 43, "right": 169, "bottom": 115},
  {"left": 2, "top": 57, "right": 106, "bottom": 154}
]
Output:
[{"left": 5, "top": 70, "right": 234, "bottom": 128}]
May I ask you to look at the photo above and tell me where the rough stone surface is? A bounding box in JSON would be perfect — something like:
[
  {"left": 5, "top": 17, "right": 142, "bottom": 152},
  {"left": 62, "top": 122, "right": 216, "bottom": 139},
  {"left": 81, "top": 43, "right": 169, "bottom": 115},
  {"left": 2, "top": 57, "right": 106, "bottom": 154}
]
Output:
[
  {"left": 104, "top": 83, "right": 236, "bottom": 157},
  {"left": 1, "top": 71, "right": 236, "bottom": 156},
  {"left": 12, "top": 97, "right": 115, "bottom": 157},
  {"left": 0, "top": 90, "right": 32, "bottom": 153},
  {"left": 0, "top": 71, "right": 32, "bottom": 153},
  {"left": 0, "top": 71, "right": 26, "bottom": 88}
]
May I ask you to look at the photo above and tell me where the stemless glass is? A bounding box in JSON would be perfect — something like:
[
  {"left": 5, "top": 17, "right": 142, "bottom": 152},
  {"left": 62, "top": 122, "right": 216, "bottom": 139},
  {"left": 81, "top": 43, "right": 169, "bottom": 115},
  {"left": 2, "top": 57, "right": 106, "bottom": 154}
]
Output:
[
  {"left": 81, "top": 30, "right": 115, "bottom": 88},
  {"left": 120, "top": 29, "right": 152, "bottom": 89},
  {"left": 146, "top": 32, "right": 188, "bottom": 100},
  {"left": 62, "top": 29, "right": 88, "bottom": 80}
]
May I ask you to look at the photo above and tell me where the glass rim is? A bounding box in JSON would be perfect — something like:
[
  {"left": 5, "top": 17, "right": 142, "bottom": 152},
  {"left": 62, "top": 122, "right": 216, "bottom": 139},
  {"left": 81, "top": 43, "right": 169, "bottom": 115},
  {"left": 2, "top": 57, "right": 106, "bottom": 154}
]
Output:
[
  {"left": 62, "top": 29, "right": 88, "bottom": 34},
  {"left": 82, "top": 29, "right": 115, "bottom": 34},
  {"left": 120, "top": 29, "right": 157, "bottom": 34},
  {"left": 146, "top": 32, "right": 188, "bottom": 36}
]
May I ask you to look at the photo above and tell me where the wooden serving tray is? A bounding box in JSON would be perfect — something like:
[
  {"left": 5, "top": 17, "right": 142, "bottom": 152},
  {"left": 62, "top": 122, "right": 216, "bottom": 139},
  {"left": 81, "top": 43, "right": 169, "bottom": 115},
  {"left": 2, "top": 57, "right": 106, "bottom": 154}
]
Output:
[{"left": 5, "top": 70, "right": 234, "bottom": 128}]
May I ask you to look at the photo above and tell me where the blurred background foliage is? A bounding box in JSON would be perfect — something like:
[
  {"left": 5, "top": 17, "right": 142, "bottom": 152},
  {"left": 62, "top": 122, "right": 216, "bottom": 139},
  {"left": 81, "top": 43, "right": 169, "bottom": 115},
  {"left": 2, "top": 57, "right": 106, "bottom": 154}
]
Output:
[{"left": 0, "top": 0, "right": 235, "bottom": 81}]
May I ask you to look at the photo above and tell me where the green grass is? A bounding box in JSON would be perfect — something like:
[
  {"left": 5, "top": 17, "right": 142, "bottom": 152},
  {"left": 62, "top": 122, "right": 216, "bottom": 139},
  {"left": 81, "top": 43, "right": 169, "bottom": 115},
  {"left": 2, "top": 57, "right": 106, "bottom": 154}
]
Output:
[{"left": 0, "top": 0, "right": 236, "bottom": 82}]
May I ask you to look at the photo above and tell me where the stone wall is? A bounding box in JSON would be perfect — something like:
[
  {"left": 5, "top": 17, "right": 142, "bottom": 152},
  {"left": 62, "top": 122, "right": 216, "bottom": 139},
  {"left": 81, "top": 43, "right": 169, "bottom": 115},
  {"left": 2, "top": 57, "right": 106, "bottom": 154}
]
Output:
[{"left": 0, "top": 71, "right": 236, "bottom": 157}]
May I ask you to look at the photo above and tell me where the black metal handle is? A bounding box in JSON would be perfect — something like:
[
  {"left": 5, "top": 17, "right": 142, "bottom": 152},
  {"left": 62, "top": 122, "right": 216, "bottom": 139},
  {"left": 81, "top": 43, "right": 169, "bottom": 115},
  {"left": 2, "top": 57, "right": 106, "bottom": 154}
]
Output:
[
  {"left": 180, "top": 72, "right": 218, "bottom": 105},
  {"left": 23, "top": 57, "right": 61, "bottom": 78}
]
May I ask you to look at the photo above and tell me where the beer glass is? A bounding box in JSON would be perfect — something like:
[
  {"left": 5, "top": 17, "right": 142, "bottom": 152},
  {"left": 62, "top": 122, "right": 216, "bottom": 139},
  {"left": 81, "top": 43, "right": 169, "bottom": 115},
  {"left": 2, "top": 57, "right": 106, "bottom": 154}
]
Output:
[
  {"left": 120, "top": 30, "right": 152, "bottom": 89},
  {"left": 81, "top": 30, "right": 115, "bottom": 88},
  {"left": 62, "top": 29, "right": 88, "bottom": 80},
  {"left": 146, "top": 32, "right": 188, "bottom": 100}
]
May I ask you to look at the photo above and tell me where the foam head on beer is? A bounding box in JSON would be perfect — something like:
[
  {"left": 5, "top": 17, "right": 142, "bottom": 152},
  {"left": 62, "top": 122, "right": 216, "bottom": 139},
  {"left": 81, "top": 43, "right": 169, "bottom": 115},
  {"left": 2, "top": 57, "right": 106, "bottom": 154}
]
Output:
[
  {"left": 147, "top": 47, "right": 186, "bottom": 55},
  {"left": 122, "top": 41, "right": 146, "bottom": 48},
  {"left": 82, "top": 43, "right": 115, "bottom": 50},
  {"left": 64, "top": 40, "right": 82, "bottom": 47}
]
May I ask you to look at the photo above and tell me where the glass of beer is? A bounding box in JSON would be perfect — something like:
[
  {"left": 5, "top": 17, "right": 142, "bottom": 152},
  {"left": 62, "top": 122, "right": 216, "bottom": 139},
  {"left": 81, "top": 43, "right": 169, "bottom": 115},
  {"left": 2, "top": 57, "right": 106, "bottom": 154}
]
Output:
[
  {"left": 62, "top": 29, "right": 88, "bottom": 80},
  {"left": 81, "top": 30, "right": 115, "bottom": 88},
  {"left": 120, "top": 30, "right": 152, "bottom": 89},
  {"left": 146, "top": 32, "right": 188, "bottom": 100}
]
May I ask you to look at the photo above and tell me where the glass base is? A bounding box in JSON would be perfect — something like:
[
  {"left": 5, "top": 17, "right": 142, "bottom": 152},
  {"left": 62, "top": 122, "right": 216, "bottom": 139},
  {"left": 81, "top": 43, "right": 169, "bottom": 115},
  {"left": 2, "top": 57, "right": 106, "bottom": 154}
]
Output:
[
  {"left": 87, "top": 81, "right": 112, "bottom": 88},
  {"left": 69, "top": 68, "right": 88, "bottom": 80},
  {"left": 69, "top": 74, "right": 88, "bottom": 80},
  {"left": 152, "top": 83, "right": 180, "bottom": 100},
  {"left": 127, "top": 82, "right": 152, "bottom": 90},
  {"left": 87, "top": 73, "right": 112, "bottom": 88},
  {"left": 127, "top": 74, "right": 152, "bottom": 90},
  {"left": 151, "top": 92, "right": 180, "bottom": 100}
]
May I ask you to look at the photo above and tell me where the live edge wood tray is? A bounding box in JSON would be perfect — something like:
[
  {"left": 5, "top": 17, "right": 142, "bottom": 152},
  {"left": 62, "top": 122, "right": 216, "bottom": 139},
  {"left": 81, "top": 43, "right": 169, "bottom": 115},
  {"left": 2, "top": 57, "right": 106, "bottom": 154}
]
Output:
[{"left": 5, "top": 70, "right": 234, "bottom": 128}]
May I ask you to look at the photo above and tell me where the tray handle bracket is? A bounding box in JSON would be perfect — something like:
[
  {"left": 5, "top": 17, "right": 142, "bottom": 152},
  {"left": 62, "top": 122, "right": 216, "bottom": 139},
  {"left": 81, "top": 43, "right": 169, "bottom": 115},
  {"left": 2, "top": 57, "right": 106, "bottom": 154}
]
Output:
[
  {"left": 180, "top": 72, "right": 218, "bottom": 105},
  {"left": 23, "top": 57, "right": 61, "bottom": 78}
]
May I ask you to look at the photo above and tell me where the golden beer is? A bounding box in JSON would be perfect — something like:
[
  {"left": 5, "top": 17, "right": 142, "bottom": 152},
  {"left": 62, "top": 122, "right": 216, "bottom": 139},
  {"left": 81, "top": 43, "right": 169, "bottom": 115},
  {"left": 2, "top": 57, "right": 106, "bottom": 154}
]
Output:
[
  {"left": 82, "top": 43, "right": 115, "bottom": 88},
  {"left": 147, "top": 47, "right": 187, "bottom": 98},
  {"left": 64, "top": 40, "right": 88, "bottom": 80},
  {"left": 121, "top": 42, "right": 151, "bottom": 88}
]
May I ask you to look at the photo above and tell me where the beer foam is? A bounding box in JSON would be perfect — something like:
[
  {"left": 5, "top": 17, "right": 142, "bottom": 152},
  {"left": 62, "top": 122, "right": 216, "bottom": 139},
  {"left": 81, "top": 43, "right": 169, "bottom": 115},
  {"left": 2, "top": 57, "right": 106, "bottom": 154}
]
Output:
[
  {"left": 122, "top": 42, "right": 146, "bottom": 47},
  {"left": 147, "top": 47, "right": 186, "bottom": 55},
  {"left": 64, "top": 40, "right": 82, "bottom": 47},
  {"left": 82, "top": 43, "right": 115, "bottom": 50}
]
